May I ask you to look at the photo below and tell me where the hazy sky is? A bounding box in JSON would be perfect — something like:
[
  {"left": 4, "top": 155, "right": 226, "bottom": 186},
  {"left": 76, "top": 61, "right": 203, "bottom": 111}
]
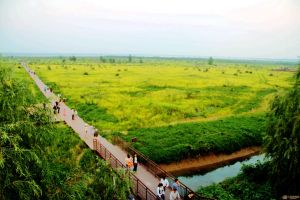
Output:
[{"left": 0, "top": 0, "right": 300, "bottom": 58}]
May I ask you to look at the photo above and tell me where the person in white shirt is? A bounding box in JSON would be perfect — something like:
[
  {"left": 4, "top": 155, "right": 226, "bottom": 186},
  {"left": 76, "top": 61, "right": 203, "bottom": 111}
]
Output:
[
  {"left": 133, "top": 153, "right": 138, "bottom": 172},
  {"left": 170, "top": 188, "right": 180, "bottom": 200},
  {"left": 71, "top": 109, "right": 75, "bottom": 120},
  {"left": 160, "top": 176, "right": 169, "bottom": 191},
  {"left": 72, "top": 110, "right": 78, "bottom": 120},
  {"left": 156, "top": 183, "right": 165, "bottom": 200}
]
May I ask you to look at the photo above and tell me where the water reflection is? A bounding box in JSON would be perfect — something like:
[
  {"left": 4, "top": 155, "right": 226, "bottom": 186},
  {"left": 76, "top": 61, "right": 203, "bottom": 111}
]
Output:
[{"left": 179, "top": 154, "right": 265, "bottom": 191}]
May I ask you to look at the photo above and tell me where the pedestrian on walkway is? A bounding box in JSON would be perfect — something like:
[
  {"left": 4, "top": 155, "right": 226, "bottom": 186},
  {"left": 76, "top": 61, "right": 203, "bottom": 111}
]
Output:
[
  {"left": 160, "top": 176, "right": 169, "bottom": 191},
  {"left": 74, "top": 110, "right": 78, "bottom": 120},
  {"left": 63, "top": 106, "right": 67, "bottom": 116},
  {"left": 128, "top": 194, "right": 135, "bottom": 200},
  {"left": 172, "top": 178, "right": 180, "bottom": 191},
  {"left": 94, "top": 129, "right": 99, "bottom": 137},
  {"left": 156, "top": 183, "right": 165, "bottom": 200},
  {"left": 169, "top": 188, "right": 180, "bottom": 200},
  {"left": 56, "top": 101, "right": 61, "bottom": 114},
  {"left": 84, "top": 123, "right": 88, "bottom": 134},
  {"left": 53, "top": 103, "right": 57, "bottom": 114},
  {"left": 71, "top": 109, "right": 75, "bottom": 120},
  {"left": 56, "top": 101, "right": 60, "bottom": 114},
  {"left": 133, "top": 153, "right": 138, "bottom": 172},
  {"left": 125, "top": 154, "right": 133, "bottom": 170}
]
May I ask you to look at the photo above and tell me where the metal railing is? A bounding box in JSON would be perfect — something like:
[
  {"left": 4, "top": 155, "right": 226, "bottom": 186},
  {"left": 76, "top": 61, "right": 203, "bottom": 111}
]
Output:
[
  {"left": 112, "top": 136, "right": 216, "bottom": 200},
  {"left": 93, "top": 139, "right": 157, "bottom": 200}
]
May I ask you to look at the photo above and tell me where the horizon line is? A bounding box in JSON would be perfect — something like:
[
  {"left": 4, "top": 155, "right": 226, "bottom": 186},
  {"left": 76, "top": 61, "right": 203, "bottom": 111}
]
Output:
[{"left": 1, "top": 52, "right": 299, "bottom": 61}]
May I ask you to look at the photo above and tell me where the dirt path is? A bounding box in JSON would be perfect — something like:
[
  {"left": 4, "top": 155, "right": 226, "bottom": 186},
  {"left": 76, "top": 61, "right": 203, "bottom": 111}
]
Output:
[{"left": 160, "top": 146, "right": 261, "bottom": 175}]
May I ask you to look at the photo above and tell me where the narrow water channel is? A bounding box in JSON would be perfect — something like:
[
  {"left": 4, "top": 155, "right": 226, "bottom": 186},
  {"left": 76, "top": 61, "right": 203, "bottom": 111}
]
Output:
[{"left": 179, "top": 154, "right": 265, "bottom": 191}]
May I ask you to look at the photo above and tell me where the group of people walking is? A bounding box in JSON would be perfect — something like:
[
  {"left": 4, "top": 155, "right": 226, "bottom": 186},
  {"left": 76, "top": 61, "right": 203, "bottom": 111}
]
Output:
[
  {"left": 125, "top": 153, "right": 138, "bottom": 172},
  {"left": 84, "top": 123, "right": 99, "bottom": 137},
  {"left": 52, "top": 97, "right": 79, "bottom": 122},
  {"left": 124, "top": 154, "right": 195, "bottom": 200},
  {"left": 53, "top": 100, "right": 61, "bottom": 114},
  {"left": 157, "top": 177, "right": 195, "bottom": 200}
]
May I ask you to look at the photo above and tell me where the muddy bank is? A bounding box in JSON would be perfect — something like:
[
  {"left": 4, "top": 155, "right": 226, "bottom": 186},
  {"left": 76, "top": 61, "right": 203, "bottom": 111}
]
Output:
[{"left": 159, "top": 146, "right": 261, "bottom": 175}]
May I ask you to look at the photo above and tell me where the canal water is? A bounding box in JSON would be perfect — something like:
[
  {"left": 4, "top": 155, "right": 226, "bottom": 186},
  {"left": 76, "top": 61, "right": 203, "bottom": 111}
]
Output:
[{"left": 179, "top": 154, "right": 265, "bottom": 191}]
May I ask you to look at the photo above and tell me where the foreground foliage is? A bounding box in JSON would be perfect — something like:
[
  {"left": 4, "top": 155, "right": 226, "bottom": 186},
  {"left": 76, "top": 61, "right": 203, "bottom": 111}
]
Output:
[
  {"left": 0, "top": 64, "right": 50, "bottom": 199},
  {"left": 40, "top": 123, "right": 131, "bottom": 200},
  {"left": 264, "top": 66, "right": 300, "bottom": 195}
]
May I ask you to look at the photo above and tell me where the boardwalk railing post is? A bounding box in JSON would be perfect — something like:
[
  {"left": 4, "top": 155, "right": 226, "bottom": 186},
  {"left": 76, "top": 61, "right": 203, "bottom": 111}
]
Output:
[
  {"left": 136, "top": 179, "right": 138, "bottom": 196},
  {"left": 146, "top": 187, "right": 148, "bottom": 200},
  {"left": 109, "top": 152, "right": 112, "bottom": 165},
  {"left": 100, "top": 143, "right": 102, "bottom": 156}
]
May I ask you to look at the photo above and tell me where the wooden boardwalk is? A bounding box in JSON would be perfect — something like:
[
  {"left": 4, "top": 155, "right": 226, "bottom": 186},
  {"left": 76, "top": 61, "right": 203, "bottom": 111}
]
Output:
[{"left": 22, "top": 63, "right": 168, "bottom": 199}]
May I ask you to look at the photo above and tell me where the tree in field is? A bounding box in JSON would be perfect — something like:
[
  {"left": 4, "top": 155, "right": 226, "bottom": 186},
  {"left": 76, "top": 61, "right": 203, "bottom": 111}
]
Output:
[
  {"left": 264, "top": 65, "right": 300, "bottom": 195},
  {"left": 128, "top": 54, "right": 132, "bottom": 63},
  {"left": 109, "top": 58, "right": 115, "bottom": 63},
  {"left": 208, "top": 57, "right": 214, "bottom": 65},
  {"left": 100, "top": 56, "right": 106, "bottom": 63},
  {"left": 69, "top": 56, "right": 76, "bottom": 62}
]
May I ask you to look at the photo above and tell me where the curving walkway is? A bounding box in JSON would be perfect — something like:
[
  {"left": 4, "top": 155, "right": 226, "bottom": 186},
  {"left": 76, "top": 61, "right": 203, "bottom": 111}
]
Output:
[{"left": 22, "top": 63, "right": 172, "bottom": 200}]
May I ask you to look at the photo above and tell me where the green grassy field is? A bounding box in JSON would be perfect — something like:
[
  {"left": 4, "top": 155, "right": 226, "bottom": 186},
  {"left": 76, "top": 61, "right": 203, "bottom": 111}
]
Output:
[{"left": 24, "top": 57, "right": 295, "bottom": 163}]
